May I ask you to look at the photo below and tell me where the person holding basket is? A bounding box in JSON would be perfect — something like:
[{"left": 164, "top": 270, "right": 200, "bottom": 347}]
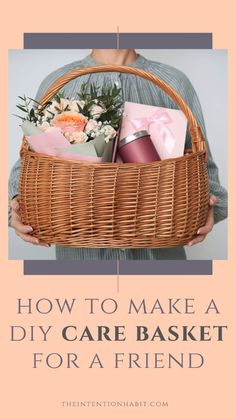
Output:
[{"left": 9, "top": 49, "right": 228, "bottom": 260}]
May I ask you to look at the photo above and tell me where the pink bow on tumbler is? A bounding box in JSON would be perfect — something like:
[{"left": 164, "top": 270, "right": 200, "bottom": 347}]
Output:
[{"left": 127, "top": 109, "right": 176, "bottom": 155}]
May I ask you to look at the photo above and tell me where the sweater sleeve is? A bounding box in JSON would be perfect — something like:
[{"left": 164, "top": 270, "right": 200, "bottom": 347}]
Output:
[
  {"left": 8, "top": 74, "right": 54, "bottom": 226},
  {"left": 180, "top": 76, "right": 228, "bottom": 224},
  {"left": 8, "top": 159, "right": 21, "bottom": 225}
]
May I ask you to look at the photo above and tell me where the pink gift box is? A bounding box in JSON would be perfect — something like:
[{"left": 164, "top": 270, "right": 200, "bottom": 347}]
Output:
[{"left": 119, "top": 102, "right": 188, "bottom": 160}]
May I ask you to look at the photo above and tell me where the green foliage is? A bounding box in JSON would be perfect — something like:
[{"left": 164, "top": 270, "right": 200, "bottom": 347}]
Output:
[
  {"left": 77, "top": 82, "right": 123, "bottom": 129},
  {"left": 15, "top": 81, "right": 123, "bottom": 132},
  {"left": 15, "top": 96, "right": 52, "bottom": 123},
  {"left": 54, "top": 91, "right": 66, "bottom": 103}
]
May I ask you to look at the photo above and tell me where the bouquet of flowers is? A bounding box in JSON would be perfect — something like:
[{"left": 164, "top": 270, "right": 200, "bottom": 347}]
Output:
[{"left": 15, "top": 82, "right": 123, "bottom": 161}]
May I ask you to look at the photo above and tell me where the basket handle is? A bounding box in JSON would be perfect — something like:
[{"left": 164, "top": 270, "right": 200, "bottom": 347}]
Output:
[{"left": 38, "top": 64, "right": 207, "bottom": 156}]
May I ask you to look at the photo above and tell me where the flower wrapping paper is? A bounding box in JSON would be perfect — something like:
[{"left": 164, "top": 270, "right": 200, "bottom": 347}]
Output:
[
  {"left": 119, "top": 102, "right": 188, "bottom": 160},
  {"left": 26, "top": 128, "right": 102, "bottom": 162}
]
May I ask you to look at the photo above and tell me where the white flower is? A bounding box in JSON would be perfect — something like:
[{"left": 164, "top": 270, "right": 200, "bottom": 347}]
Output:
[
  {"left": 40, "top": 115, "right": 48, "bottom": 122},
  {"left": 43, "top": 98, "right": 69, "bottom": 118},
  {"left": 101, "top": 125, "right": 117, "bottom": 143},
  {"left": 85, "top": 119, "right": 98, "bottom": 134},
  {"left": 89, "top": 104, "right": 106, "bottom": 119},
  {"left": 65, "top": 131, "right": 88, "bottom": 144},
  {"left": 60, "top": 98, "right": 70, "bottom": 110},
  {"left": 43, "top": 109, "right": 54, "bottom": 119},
  {"left": 40, "top": 121, "right": 51, "bottom": 132},
  {"left": 69, "top": 100, "right": 80, "bottom": 112},
  {"left": 43, "top": 102, "right": 57, "bottom": 118},
  {"left": 77, "top": 100, "right": 86, "bottom": 110}
]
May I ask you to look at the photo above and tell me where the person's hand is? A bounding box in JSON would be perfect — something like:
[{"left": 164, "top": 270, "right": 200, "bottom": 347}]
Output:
[
  {"left": 10, "top": 196, "right": 50, "bottom": 247},
  {"left": 188, "top": 194, "right": 217, "bottom": 246}
]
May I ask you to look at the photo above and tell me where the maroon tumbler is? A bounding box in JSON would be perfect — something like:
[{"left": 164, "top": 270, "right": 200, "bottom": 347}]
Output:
[{"left": 118, "top": 130, "right": 160, "bottom": 163}]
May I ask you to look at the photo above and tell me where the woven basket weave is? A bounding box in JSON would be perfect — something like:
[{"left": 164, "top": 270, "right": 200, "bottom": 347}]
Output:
[{"left": 19, "top": 65, "right": 209, "bottom": 248}]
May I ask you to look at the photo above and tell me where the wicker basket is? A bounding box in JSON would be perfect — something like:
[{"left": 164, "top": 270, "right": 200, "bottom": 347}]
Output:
[{"left": 19, "top": 65, "right": 209, "bottom": 248}]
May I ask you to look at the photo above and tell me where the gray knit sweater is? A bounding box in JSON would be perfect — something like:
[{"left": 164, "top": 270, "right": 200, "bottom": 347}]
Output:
[{"left": 8, "top": 53, "right": 228, "bottom": 260}]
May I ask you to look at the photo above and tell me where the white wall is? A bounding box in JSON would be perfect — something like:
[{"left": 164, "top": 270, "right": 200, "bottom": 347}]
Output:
[{"left": 8, "top": 49, "right": 227, "bottom": 260}]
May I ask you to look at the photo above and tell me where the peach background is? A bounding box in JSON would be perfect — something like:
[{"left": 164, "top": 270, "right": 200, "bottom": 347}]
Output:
[{"left": 1, "top": 0, "right": 235, "bottom": 417}]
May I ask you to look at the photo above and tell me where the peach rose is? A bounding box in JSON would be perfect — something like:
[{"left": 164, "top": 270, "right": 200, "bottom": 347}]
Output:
[{"left": 51, "top": 111, "right": 87, "bottom": 134}]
